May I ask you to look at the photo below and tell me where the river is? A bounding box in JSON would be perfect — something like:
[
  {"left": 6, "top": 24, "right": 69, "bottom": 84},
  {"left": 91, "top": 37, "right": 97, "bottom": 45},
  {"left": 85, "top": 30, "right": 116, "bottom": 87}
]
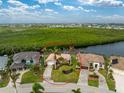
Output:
[{"left": 79, "top": 42, "right": 124, "bottom": 56}]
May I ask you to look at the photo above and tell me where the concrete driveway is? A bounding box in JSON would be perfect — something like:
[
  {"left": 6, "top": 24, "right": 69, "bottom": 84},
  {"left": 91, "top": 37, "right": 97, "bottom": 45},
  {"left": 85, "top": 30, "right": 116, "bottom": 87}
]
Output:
[
  {"left": 112, "top": 68, "right": 124, "bottom": 93},
  {"left": 77, "top": 69, "right": 88, "bottom": 86},
  {"left": 43, "top": 65, "right": 53, "bottom": 81},
  {"left": 96, "top": 72, "right": 108, "bottom": 90}
]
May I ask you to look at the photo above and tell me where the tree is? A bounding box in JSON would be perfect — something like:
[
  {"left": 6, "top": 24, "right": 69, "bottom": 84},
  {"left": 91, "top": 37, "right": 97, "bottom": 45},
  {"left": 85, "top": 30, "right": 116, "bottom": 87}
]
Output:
[
  {"left": 72, "top": 88, "right": 81, "bottom": 93},
  {"left": 9, "top": 71, "right": 20, "bottom": 93},
  {"left": 30, "top": 64, "right": 41, "bottom": 75},
  {"left": 104, "top": 57, "right": 110, "bottom": 78},
  {"left": 31, "top": 83, "right": 44, "bottom": 93}
]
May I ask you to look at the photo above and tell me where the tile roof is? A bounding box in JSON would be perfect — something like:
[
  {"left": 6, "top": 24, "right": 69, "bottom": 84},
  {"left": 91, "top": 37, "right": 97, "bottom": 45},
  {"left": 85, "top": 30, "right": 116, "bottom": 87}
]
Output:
[
  {"left": 13, "top": 52, "right": 40, "bottom": 64},
  {"left": 77, "top": 53, "right": 104, "bottom": 66}
]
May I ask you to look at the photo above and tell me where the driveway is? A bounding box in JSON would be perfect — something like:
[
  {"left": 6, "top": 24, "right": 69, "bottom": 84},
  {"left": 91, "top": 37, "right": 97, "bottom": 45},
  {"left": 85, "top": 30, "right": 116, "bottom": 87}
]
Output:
[
  {"left": 43, "top": 65, "right": 53, "bottom": 81},
  {"left": 7, "top": 70, "right": 29, "bottom": 87},
  {"left": 112, "top": 68, "right": 124, "bottom": 93},
  {"left": 96, "top": 72, "right": 108, "bottom": 90},
  {"left": 77, "top": 69, "right": 88, "bottom": 86}
]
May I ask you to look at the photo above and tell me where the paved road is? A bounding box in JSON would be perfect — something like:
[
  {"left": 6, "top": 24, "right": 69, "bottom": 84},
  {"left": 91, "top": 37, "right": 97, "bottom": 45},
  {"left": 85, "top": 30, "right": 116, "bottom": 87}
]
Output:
[
  {"left": 0, "top": 82, "right": 115, "bottom": 93},
  {"left": 77, "top": 69, "right": 88, "bottom": 86}
]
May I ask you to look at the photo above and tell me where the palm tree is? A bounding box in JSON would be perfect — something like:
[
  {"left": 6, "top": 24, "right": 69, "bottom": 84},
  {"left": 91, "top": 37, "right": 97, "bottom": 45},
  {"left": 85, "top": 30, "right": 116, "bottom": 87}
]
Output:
[
  {"left": 9, "top": 71, "right": 20, "bottom": 93},
  {"left": 31, "top": 83, "right": 44, "bottom": 93},
  {"left": 72, "top": 88, "right": 81, "bottom": 93}
]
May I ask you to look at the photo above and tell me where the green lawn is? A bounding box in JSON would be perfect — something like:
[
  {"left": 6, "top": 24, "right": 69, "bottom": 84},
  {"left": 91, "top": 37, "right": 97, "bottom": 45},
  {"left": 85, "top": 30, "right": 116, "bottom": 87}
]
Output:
[
  {"left": 52, "top": 65, "right": 80, "bottom": 83},
  {"left": 21, "top": 70, "right": 44, "bottom": 84},
  {"left": 1, "top": 26, "right": 124, "bottom": 55},
  {"left": 0, "top": 75, "right": 10, "bottom": 88},
  {"left": 88, "top": 79, "right": 99, "bottom": 87},
  {"left": 99, "top": 69, "right": 115, "bottom": 91}
]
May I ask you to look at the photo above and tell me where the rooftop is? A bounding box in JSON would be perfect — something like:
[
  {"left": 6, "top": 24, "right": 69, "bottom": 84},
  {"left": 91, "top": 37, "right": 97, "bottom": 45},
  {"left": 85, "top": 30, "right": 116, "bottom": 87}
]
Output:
[
  {"left": 45, "top": 53, "right": 71, "bottom": 63},
  {"left": 13, "top": 52, "right": 40, "bottom": 64},
  {"left": 0, "top": 56, "right": 8, "bottom": 70},
  {"left": 110, "top": 56, "right": 124, "bottom": 71},
  {"left": 77, "top": 53, "right": 104, "bottom": 66}
]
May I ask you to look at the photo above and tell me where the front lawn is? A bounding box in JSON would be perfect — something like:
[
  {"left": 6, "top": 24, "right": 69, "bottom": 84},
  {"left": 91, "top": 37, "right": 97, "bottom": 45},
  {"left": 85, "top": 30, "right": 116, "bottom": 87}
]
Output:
[
  {"left": 99, "top": 69, "right": 115, "bottom": 91},
  {"left": 88, "top": 79, "right": 99, "bottom": 87},
  {"left": 21, "top": 68, "right": 44, "bottom": 84},
  {"left": 88, "top": 73, "right": 99, "bottom": 87},
  {"left": 0, "top": 76, "right": 9, "bottom": 88},
  {"left": 52, "top": 65, "right": 80, "bottom": 83}
]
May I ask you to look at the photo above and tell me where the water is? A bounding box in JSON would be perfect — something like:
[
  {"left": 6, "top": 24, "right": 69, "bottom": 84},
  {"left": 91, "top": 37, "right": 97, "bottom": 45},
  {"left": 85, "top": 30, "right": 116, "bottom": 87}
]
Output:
[{"left": 79, "top": 42, "right": 124, "bottom": 56}]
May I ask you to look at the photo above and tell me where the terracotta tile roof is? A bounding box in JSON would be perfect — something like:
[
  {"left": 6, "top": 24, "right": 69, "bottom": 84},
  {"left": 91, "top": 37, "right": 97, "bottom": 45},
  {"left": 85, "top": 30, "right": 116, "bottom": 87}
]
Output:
[
  {"left": 77, "top": 53, "right": 104, "bottom": 66},
  {"left": 45, "top": 53, "right": 71, "bottom": 63}
]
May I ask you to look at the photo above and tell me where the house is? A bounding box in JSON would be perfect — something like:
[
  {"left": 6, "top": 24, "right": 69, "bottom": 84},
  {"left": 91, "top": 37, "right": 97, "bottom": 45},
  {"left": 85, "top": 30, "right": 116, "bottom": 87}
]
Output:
[
  {"left": 0, "top": 55, "right": 8, "bottom": 70},
  {"left": 45, "top": 53, "right": 71, "bottom": 67},
  {"left": 10, "top": 52, "right": 40, "bottom": 71},
  {"left": 77, "top": 53, "right": 104, "bottom": 70}
]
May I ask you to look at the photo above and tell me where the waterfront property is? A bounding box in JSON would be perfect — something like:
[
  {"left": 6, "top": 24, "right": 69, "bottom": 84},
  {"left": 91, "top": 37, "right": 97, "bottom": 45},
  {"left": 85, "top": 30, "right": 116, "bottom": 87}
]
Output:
[
  {"left": 77, "top": 53, "right": 104, "bottom": 70},
  {"left": 45, "top": 53, "right": 71, "bottom": 67},
  {"left": 10, "top": 52, "right": 41, "bottom": 71},
  {"left": 0, "top": 56, "right": 8, "bottom": 71}
]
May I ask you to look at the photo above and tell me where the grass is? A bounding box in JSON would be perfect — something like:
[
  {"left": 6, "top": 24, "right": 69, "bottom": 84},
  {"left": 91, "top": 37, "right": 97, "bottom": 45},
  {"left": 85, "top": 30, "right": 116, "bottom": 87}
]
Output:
[
  {"left": 88, "top": 79, "right": 99, "bottom": 87},
  {"left": 52, "top": 65, "right": 80, "bottom": 83},
  {"left": 0, "top": 75, "right": 10, "bottom": 88},
  {"left": 0, "top": 26, "right": 124, "bottom": 55},
  {"left": 99, "top": 69, "right": 115, "bottom": 91},
  {"left": 52, "top": 55, "right": 80, "bottom": 83},
  {"left": 21, "top": 69, "right": 44, "bottom": 84}
]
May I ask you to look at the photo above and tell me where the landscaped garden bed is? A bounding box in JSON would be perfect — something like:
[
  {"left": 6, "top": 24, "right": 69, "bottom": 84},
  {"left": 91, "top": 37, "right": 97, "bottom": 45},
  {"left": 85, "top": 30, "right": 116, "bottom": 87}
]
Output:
[
  {"left": 52, "top": 55, "right": 80, "bottom": 83},
  {"left": 88, "top": 73, "right": 99, "bottom": 87},
  {"left": 99, "top": 69, "right": 115, "bottom": 91},
  {"left": 52, "top": 65, "right": 80, "bottom": 83}
]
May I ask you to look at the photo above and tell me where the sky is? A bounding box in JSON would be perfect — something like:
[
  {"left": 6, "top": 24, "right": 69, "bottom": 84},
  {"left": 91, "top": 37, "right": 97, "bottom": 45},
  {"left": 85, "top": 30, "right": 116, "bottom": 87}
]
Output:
[{"left": 0, "top": 0, "right": 124, "bottom": 23}]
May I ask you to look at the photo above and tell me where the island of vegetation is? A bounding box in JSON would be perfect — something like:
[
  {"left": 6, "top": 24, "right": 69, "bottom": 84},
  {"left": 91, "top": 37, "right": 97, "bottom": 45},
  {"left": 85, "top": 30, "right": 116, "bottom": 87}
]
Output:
[{"left": 0, "top": 26, "right": 124, "bottom": 55}]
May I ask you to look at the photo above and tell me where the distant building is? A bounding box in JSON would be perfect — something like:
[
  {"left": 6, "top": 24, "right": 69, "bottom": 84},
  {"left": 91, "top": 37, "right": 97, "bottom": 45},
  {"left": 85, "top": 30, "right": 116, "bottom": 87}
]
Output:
[{"left": 0, "top": 55, "right": 8, "bottom": 70}]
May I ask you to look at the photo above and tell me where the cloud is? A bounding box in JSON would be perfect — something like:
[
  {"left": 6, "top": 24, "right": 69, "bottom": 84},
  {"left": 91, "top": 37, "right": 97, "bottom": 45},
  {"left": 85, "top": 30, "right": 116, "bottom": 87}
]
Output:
[
  {"left": 0, "top": 0, "right": 2, "bottom": 5},
  {"left": 78, "top": 6, "right": 96, "bottom": 12},
  {"left": 54, "top": 2, "right": 62, "bottom": 6},
  {"left": 45, "top": 8, "right": 58, "bottom": 14},
  {"left": 78, "top": 0, "right": 124, "bottom": 7},
  {"left": 63, "top": 5, "right": 78, "bottom": 11},
  {"left": 96, "top": 15, "right": 124, "bottom": 23},
  {"left": 30, "top": 5, "right": 40, "bottom": 9},
  {"left": 8, "top": 0, "right": 40, "bottom": 10},
  {"left": 38, "top": 0, "right": 58, "bottom": 4},
  {"left": 63, "top": 5, "right": 96, "bottom": 12}
]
